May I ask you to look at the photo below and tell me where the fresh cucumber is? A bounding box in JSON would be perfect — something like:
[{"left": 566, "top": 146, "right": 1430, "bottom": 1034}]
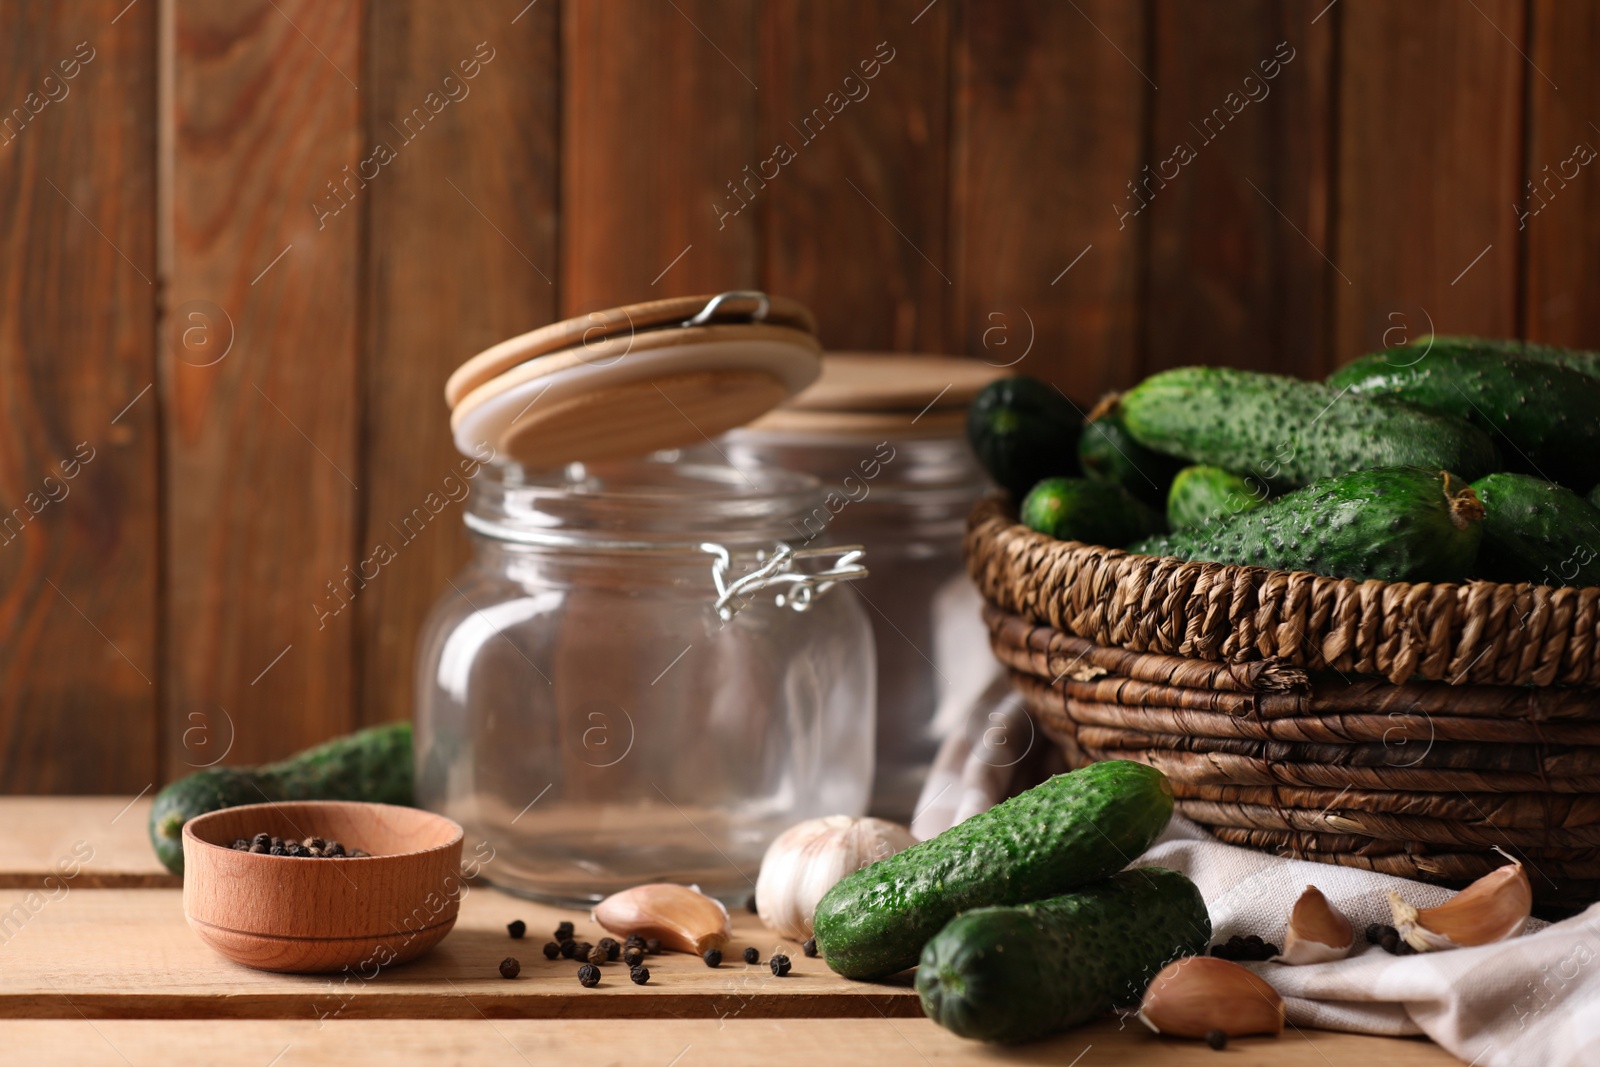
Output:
[
  {"left": 1118, "top": 367, "right": 1500, "bottom": 490},
  {"left": 1021, "top": 477, "right": 1164, "bottom": 546},
  {"left": 1129, "top": 467, "right": 1484, "bottom": 583},
  {"left": 917, "top": 867, "right": 1210, "bottom": 1043},
  {"left": 1470, "top": 473, "right": 1600, "bottom": 587},
  {"left": 1166, "top": 465, "right": 1265, "bottom": 530},
  {"left": 1078, "top": 402, "right": 1186, "bottom": 508},
  {"left": 1328, "top": 348, "right": 1600, "bottom": 489},
  {"left": 965, "top": 376, "right": 1083, "bottom": 499},
  {"left": 1406, "top": 334, "right": 1600, "bottom": 382},
  {"left": 148, "top": 722, "right": 414, "bottom": 876},
  {"left": 813, "top": 760, "right": 1174, "bottom": 981}
]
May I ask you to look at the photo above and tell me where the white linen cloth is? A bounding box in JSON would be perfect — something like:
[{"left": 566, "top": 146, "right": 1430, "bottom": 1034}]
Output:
[{"left": 912, "top": 721, "right": 1596, "bottom": 1067}]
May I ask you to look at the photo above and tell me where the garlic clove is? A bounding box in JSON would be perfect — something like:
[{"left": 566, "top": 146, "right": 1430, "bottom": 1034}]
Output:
[
  {"left": 1138, "top": 956, "right": 1285, "bottom": 1039},
  {"left": 755, "top": 815, "right": 915, "bottom": 941},
  {"left": 1388, "top": 854, "right": 1531, "bottom": 952},
  {"left": 1276, "top": 885, "right": 1354, "bottom": 965},
  {"left": 593, "top": 883, "right": 732, "bottom": 955}
]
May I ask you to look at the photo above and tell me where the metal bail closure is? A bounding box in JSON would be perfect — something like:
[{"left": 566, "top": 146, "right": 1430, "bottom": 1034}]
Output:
[
  {"left": 701, "top": 541, "right": 867, "bottom": 621},
  {"left": 681, "top": 290, "right": 772, "bottom": 328}
]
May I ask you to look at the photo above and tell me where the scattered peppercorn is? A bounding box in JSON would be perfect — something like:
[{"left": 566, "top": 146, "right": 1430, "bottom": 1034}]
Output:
[
  {"left": 1205, "top": 1029, "right": 1228, "bottom": 1051},
  {"left": 577, "top": 964, "right": 600, "bottom": 988},
  {"left": 542, "top": 941, "right": 561, "bottom": 960},
  {"left": 499, "top": 957, "right": 520, "bottom": 979},
  {"left": 1366, "top": 922, "right": 1387, "bottom": 945},
  {"left": 702, "top": 948, "right": 722, "bottom": 968},
  {"left": 507, "top": 920, "right": 526, "bottom": 940},
  {"left": 623, "top": 947, "right": 645, "bottom": 968},
  {"left": 802, "top": 939, "right": 817, "bottom": 958},
  {"left": 572, "top": 941, "right": 593, "bottom": 962},
  {"left": 630, "top": 965, "right": 650, "bottom": 985},
  {"left": 742, "top": 947, "right": 759, "bottom": 965},
  {"left": 1209, "top": 933, "right": 1276, "bottom": 962},
  {"left": 645, "top": 938, "right": 662, "bottom": 955},
  {"left": 559, "top": 939, "right": 577, "bottom": 959},
  {"left": 587, "top": 944, "right": 608, "bottom": 966},
  {"left": 770, "top": 954, "right": 791, "bottom": 977},
  {"left": 554, "top": 921, "right": 575, "bottom": 941},
  {"left": 598, "top": 937, "right": 620, "bottom": 961},
  {"left": 624, "top": 934, "right": 646, "bottom": 951}
]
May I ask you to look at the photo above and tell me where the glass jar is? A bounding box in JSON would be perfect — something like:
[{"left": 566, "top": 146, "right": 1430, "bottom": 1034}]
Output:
[
  {"left": 414, "top": 456, "right": 875, "bottom": 906},
  {"left": 720, "top": 427, "right": 995, "bottom": 823}
]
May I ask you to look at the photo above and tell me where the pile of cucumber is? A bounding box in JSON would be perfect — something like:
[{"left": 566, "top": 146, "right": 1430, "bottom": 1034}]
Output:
[
  {"left": 813, "top": 760, "right": 1210, "bottom": 1043},
  {"left": 967, "top": 336, "right": 1600, "bottom": 586}
]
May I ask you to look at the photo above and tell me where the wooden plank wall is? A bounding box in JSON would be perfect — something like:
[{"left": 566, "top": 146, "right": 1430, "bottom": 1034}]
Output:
[{"left": 0, "top": 0, "right": 1594, "bottom": 793}]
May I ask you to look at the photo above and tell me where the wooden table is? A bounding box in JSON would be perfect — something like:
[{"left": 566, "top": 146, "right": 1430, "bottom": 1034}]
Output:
[{"left": 3, "top": 797, "right": 1463, "bottom": 1065}]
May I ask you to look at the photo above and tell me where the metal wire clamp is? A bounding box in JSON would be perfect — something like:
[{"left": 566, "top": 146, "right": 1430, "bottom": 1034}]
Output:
[{"left": 701, "top": 541, "right": 868, "bottom": 621}]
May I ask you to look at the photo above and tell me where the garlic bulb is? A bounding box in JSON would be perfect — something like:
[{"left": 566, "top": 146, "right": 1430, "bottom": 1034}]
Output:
[
  {"left": 755, "top": 815, "right": 915, "bottom": 940},
  {"left": 1276, "top": 885, "right": 1354, "bottom": 965},
  {"left": 1388, "top": 854, "right": 1531, "bottom": 952}
]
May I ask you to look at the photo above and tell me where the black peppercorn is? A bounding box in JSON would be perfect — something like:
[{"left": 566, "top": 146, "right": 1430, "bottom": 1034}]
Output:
[
  {"left": 252, "top": 833, "right": 271, "bottom": 848},
  {"left": 249, "top": 842, "right": 270, "bottom": 854},
  {"left": 507, "top": 920, "right": 526, "bottom": 940},
  {"left": 232, "top": 838, "right": 249, "bottom": 850},
  {"left": 1366, "top": 922, "right": 1386, "bottom": 945},
  {"left": 702, "top": 948, "right": 722, "bottom": 968},
  {"left": 769, "top": 954, "right": 791, "bottom": 977},
  {"left": 326, "top": 842, "right": 346, "bottom": 857},
  {"left": 742, "top": 947, "right": 759, "bottom": 965},
  {"left": 645, "top": 938, "right": 662, "bottom": 955},
  {"left": 543, "top": 941, "right": 561, "bottom": 960},
  {"left": 624, "top": 934, "right": 646, "bottom": 951},
  {"left": 269, "top": 845, "right": 287, "bottom": 856},
  {"left": 1205, "top": 1029, "right": 1228, "bottom": 1051},
  {"left": 598, "top": 937, "right": 620, "bottom": 961},
  {"left": 1263, "top": 943, "right": 1280, "bottom": 958},
  {"left": 623, "top": 946, "right": 645, "bottom": 968},
  {"left": 802, "top": 938, "right": 817, "bottom": 958},
  {"left": 629, "top": 965, "right": 650, "bottom": 985},
  {"left": 499, "top": 957, "right": 520, "bottom": 979},
  {"left": 554, "top": 921, "right": 575, "bottom": 941},
  {"left": 303, "top": 837, "right": 326, "bottom": 851},
  {"left": 559, "top": 939, "right": 577, "bottom": 959},
  {"left": 587, "top": 943, "right": 608, "bottom": 966},
  {"left": 577, "top": 964, "right": 600, "bottom": 988},
  {"left": 572, "top": 941, "right": 593, "bottom": 962}
]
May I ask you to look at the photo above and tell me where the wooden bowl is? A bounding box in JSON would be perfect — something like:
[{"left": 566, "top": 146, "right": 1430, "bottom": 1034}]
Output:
[{"left": 182, "top": 801, "right": 464, "bottom": 974}]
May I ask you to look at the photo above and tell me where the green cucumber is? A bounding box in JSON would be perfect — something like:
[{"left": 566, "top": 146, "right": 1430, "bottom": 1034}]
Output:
[
  {"left": 1407, "top": 334, "right": 1600, "bottom": 382},
  {"left": 1020, "top": 477, "right": 1164, "bottom": 546},
  {"left": 1590, "top": 484, "right": 1600, "bottom": 511},
  {"left": 1166, "top": 465, "right": 1265, "bottom": 530},
  {"left": 1469, "top": 473, "right": 1600, "bottom": 587},
  {"left": 148, "top": 722, "right": 413, "bottom": 876},
  {"left": 917, "top": 867, "right": 1210, "bottom": 1043},
  {"left": 1118, "top": 367, "right": 1500, "bottom": 490},
  {"left": 813, "top": 760, "right": 1174, "bottom": 981},
  {"left": 965, "top": 376, "right": 1083, "bottom": 499},
  {"left": 1129, "top": 467, "right": 1484, "bottom": 583},
  {"left": 1328, "top": 348, "right": 1600, "bottom": 489},
  {"left": 1078, "top": 402, "right": 1187, "bottom": 508}
]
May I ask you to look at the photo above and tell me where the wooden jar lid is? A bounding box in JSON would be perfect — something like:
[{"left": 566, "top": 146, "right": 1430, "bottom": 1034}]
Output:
[
  {"left": 446, "top": 292, "right": 821, "bottom": 467},
  {"left": 744, "top": 353, "right": 1004, "bottom": 437}
]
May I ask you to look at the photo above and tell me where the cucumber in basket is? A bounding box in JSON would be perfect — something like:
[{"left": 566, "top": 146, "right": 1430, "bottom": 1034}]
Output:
[
  {"left": 965, "top": 375, "right": 1083, "bottom": 500},
  {"left": 917, "top": 867, "right": 1210, "bottom": 1043},
  {"left": 1402, "top": 334, "right": 1600, "bottom": 382},
  {"left": 1020, "top": 477, "right": 1164, "bottom": 545},
  {"left": 1165, "top": 465, "right": 1265, "bottom": 530},
  {"left": 1117, "top": 367, "right": 1501, "bottom": 489},
  {"left": 1078, "top": 402, "right": 1187, "bottom": 508},
  {"left": 1328, "top": 347, "right": 1600, "bottom": 489},
  {"left": 813, "top": 760, "right": 1174, "bottom": 980},
  {"left": 1470, "top": 473, "right": 1600, "bottom": 587},
  {"left": 1129, "top": 466, "right": 1485, "bottom": 583}
]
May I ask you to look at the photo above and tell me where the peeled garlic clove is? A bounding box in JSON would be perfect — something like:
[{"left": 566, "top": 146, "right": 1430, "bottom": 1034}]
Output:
[
  {"left": 1276, "top": 885, "right": 1353, "bottom": 965},
  {"left": 593, "top": 883, "right": 731, "bottom": 955},
  {"left": 755, "top": 815, "right": 915, "bottom": 941},
  {"left": 1388, "top": 854, "right": 1531, "bottom": 952},
  {"left": 1138, "top": 956, "right": 1285, "bottom": 1039}
]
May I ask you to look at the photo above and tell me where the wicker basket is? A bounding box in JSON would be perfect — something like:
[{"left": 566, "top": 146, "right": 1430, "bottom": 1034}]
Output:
[{"left": 965, "top": 494, "right": 1600, "bottom": 913}]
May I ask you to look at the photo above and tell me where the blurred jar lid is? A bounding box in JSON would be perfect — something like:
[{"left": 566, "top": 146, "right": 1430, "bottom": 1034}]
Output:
[
  {"left": 745, "top": 353, "right": 1006, "bottom": 438},
  {"left": 446, "top": 292, "right": 821, "bottom": 468}
]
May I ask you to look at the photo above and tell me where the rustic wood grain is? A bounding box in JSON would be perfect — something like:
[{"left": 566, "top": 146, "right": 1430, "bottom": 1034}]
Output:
[
  {"left": 0, "top": 1018, "right": 1462, "bottom": 1066},
  {"left": 0, "top": 1, "right": 159, "bottom": 793},
  {"left": 951, "top": 0, "right": 1150, "bottom": 402},
  {"left": 1332, "top": 0, "right": 1526, "bottom": 364},
  {"left": 758, "top": 0, "right": 953, "bottom": 351},
  {"left": 0, "top": 797, "right": 174, "bottom": 888},
  {"left": 1144, "top": 0, "right": 1334, "bottom": 378},
  {"left": 1522, "top": 0, "right": 1600, "bottom": 348},
  {"left": 359, "top": 0, "right": 558, "bottom": 731},
  {"left": 562, "top": 0, "right": 759, "bottom": 313},
  {"left": 163, "top": 0, "right": 364, "bottom": 776}
]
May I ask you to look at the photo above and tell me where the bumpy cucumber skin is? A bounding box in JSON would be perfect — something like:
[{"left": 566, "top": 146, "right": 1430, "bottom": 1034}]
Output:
[
  {"left": 1119, "top": 367, "right": 1500, "bottom": 490},
  {"left": 1078, "top": 408, "right": 1187, "bottom": 507},
  {"left": 1408, "top": 335, "right": 1600, "bottom": 382},
  {"left": 917, "top": 868, "right": 1210, "bottom": 1044},
  {"left": 813, "top": 760, "right": 1174, "bottom": 981},
  {"left": 1021, "top": 477, "right": 1165, "bottom": 546},
  {"left": 148, "top": 722, "right": 414, "bottom": 876},
  {"left": 1470, "top": 473, "right": 1600, "bottom": 587},
  {"left": 1129, "top": 467, "right": 1484, "bottom": 583},
  {"left": 1328, "top": 349, "right": 1600, "bottom": 489},
  {"left": 1166, "top": 465, "right": 1265, "bottom": 530},
  {"left": 965, "top": 376, "right": 1083, "bottom": 499}
]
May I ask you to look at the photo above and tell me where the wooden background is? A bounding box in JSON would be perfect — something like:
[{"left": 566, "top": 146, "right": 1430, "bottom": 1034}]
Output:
[{"left": 0, "top": 0, "right": 1595, "bottom": 794}]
